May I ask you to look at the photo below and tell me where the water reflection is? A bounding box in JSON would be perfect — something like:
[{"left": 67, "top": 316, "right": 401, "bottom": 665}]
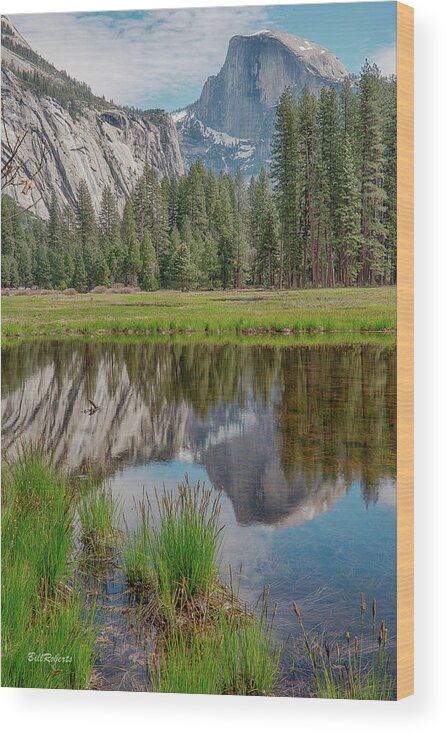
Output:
[
  {"left": 1, "top": 340, "right": 396, "bottom": 526},
  {"left": 1, "top": 339, "right": 397, "bottom": 683}
]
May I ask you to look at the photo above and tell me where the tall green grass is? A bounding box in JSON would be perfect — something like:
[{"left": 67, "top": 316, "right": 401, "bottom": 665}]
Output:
[
  {"left": 122, "top": 478, "right": 223, "bottom": 613},
  {"left": 122, "top": 503, "right": 152, "bottom": 588},
  {"left": 217, "top": 603, "right": 281, "bottom": 696},
  {"left": 153, "top": 607, "right": 280, "bottom": 696},
  {"left": 77, "top": 482, "right": 122, "bottom": 556},
  {"left": 1, "top": 449, "right": 97, "bottom": 689},
  {"left": 293, "top": 597, "right": 395, "bottom": 700},
  {"left": 122, "top": 479, "right": 280, "bottom": 695},
  {"left": 149, "top": 478, "right": 223, "bottom": 611}
]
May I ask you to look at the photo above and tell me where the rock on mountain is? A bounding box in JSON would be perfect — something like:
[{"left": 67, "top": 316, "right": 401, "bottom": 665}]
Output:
[
  {"left": 175, "top": 28, "right": 348, "bottom": 177},
  {"left": 1, "top": 16, "right": 184, "bottom": 218}
]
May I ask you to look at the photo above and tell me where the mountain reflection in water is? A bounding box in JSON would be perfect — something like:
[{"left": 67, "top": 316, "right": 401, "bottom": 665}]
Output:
[
  {"left": 1, "top": 340, "right": 396, "bottom": 527},
  {"left": 2, "top": 339, "right": 397, "bottom": 663}
]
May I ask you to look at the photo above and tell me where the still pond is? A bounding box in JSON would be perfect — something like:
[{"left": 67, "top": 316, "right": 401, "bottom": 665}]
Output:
[{"left": 1, "top": 339, "right": 396, "bottom": 691}]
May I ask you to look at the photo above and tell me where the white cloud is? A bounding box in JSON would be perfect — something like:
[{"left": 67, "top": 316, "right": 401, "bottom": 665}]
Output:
[
  {"left": 371, "top": 44, "right": 396, "bottom": 77},
  {"left": 11, "top": 7, "right": 269, "bottom": 110}
]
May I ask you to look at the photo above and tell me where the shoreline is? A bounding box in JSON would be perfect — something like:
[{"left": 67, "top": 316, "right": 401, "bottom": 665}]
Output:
[{"left": 1, "top": 286, "right": 397, "bottom": 342}]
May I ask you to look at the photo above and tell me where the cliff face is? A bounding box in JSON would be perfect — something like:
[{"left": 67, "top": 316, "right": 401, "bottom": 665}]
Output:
[
  {"left": 197, "top": 30, "right": 347, "bottom": 139},
  {"left": 1, "top": 17, "right": 184, "bottom": 218},
  {"left": 175, "top": 29, "right": 348, "bottom": 176}
]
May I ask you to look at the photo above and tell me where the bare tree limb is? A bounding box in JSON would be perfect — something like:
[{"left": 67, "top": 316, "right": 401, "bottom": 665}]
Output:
[{"left": 1, "top": 123, "right": 47, "bottom": 216}]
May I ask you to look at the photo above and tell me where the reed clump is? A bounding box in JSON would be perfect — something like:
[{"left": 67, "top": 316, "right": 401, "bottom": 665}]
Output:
[
  {"left": 293, "top": 596, "right": 395, "bottom": 700},
  {"left": 77, "top": 482, "right": 122, "bottom": 557},
  {"left": 122, "top": 505, "right": 152, "bottom": 588},
  {"left": 149, "top": 478, "right": 223, "bottom": 612},
  {"left": 1, "top": 449, "right": 97, "bottom": 689},
  {"left": 153, "top": 603, "right": 280, "bottom": 696},
  {"left": 122, "top": 478, "right": 224, "bottom": 619},
  {"left": 122, "top": 478, "right": 281, "bottom": 695}
]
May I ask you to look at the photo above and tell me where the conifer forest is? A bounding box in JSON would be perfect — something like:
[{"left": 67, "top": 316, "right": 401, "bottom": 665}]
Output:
[{"left": 2, "top": 63, "right": 396, "bottom": 292}]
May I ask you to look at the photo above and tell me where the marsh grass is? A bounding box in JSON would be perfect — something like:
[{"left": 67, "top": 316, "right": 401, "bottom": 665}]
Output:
[
  {"left": 1, "top": 449, "right": 97, "bottom": 689},
  {"left": 122, "top": 478, "right": 223, "bottom": 614},
  {"left": 122, "top": 504, "right": 152, "bottom": 588},
  {"left": 2, "top": 448, "right": 75, "bottom": 594},
  {"left": 121, "top": 480, "right": 280, "bottom": 695},
  {"left": 149, "top": 478, "right": 223, "bottom": 613},
  {"left": 293, "top": 597, "right": 395, "bottom": 700},
  {"left": 153, "top": 602, "right": 281, "bottom": 696},
  {"left": 217, "top": 600, "right": 281, "bottom": 696},
  {"left": 77, "top": 482, "right": 122, "bottom": 557}
]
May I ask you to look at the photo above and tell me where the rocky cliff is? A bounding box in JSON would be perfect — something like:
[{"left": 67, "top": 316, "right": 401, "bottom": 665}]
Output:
[
  {"left": 175, "top": 29, "right": 348, "bottom": 176},
  {"left": 1, "top": 16, "right": 184, "bottom": 218}
]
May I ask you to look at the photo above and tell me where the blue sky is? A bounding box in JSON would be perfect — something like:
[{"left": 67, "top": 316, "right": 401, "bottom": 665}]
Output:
[{"left": 11, "top": 3, "right": 396, "bottom": 112}]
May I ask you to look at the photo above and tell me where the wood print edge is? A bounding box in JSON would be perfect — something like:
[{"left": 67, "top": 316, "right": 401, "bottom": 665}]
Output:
[{"left": 396, "top": 1, "right": 414, "bottom": 701}]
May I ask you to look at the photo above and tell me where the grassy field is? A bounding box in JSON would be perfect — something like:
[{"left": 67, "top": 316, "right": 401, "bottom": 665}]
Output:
[
  {"left": 1, "top": 450, "right": 97, "bottom": 689},
  {"left": 1, "top": 287, "right": 396, "bottom": 340}
]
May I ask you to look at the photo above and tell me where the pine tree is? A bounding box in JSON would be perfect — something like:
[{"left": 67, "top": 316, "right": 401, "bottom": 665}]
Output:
[
  {"left": 1, "top": 256, "right": 11, "bottom": 287},
  {"left": 179, "top": 160, "right": 208, "bottom": 235},
  {"left": 17, "top": 242, "right": 33, "bottom": 287},
  {"left": 336, "top": 135, "right": 362, "bottom": 285},
  {"left": 4, "top": 256, "right": 19, "bottom": 288},
  {"left": 252, "top": 169, "right": 279, "bottom": 287},
  {"left": 318, "top": 87, "right": 340, "bottom": 285},
  {"left": 75, "top": 180, "right": 97, "bottom": 248},
  {"left": 47, "top": 194, "right": 66, "bottom": 287},
  {"left": 213, "top": 176, "right": 235, "bottom": 289},
  {"left": 340, "top": 77, "right": 360, "bottom": 169},
  {"left": 271, "top": 86, "right": 299, "bottom": 287},
  {"left": 165, "top": 226, "right": 181, "bottom": 288},
  {"left": 73, "top": 249, "right": 88, "bottom": 292},
  {"left": 120, "top": 201, "right": 140, "bottom": 286},
  {"left": 382, "top": 76, "right": 397, "bottom": 284},
  {"left": 204, "top": 169, "right": 219, "bottom": 230},
  {"left": 99, "top": 185, "right": 120, "bottom": 239},
  {"left": 201, "top": 236, "right": 221, "bottom": 288},
  {"left": 132, "top": 162, "right": 168, "bottom": 261},
  {"left": 64, "top": 251, "right": 75, "bottom": 287},
  {"left": 168, "top": 234, "right": 195, "bottom": 291},
  {"left": 33, "top": 244, "right": 51, "bottom": 288},
  {"left": 162, "top": 176, "right": 180, "bottom": 233},
  {"left": 296, "top": 87, "right": 318, "bottom": 285},
  {"left": 99, "top": 185, "right": 121, "bottom": 281},
  {"left": 1, "top": 196, "right": 18, "bottom": 261},
  {"left": 233, "top": 169, "right": 249, "bottom": 288},
  {"left": 139, "top": 230, "right": 160, "bottom": 290},
  {"left": 60, "top": 204, "right": 79, "bottom": 259},
  {"left": 359, "top": 60, "right": 387, "bottom": 284},
  {"left": 94, "top": 248, "right": 110, "bottom": 286}
]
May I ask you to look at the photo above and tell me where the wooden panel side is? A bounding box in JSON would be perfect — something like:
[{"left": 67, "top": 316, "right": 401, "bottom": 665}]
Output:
[{"left": 396, "top": 1, "right": 414, "bottom": 701}]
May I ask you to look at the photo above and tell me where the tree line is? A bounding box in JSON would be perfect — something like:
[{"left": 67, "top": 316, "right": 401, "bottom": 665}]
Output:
[
  {"left": 272, "top": 62, "right": 396, "bottom": 287},
  {"left": 1, "top": 61, "right": 396, "bottom": 291}
]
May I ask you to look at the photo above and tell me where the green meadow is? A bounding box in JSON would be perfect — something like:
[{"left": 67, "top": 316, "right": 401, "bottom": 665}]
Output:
[{"left": 1, "top": 286, "right": 396, "bottom": 341}]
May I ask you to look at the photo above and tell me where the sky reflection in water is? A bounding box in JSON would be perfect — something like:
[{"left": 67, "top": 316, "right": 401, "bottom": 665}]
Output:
[{"left": 2, "top": 339, "right": 396, "bottom": 670}]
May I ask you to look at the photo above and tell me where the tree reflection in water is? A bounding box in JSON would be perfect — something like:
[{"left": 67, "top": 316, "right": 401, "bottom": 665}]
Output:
[{"left": 1, "top": 340, "right": 396, "bottom": 526}]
